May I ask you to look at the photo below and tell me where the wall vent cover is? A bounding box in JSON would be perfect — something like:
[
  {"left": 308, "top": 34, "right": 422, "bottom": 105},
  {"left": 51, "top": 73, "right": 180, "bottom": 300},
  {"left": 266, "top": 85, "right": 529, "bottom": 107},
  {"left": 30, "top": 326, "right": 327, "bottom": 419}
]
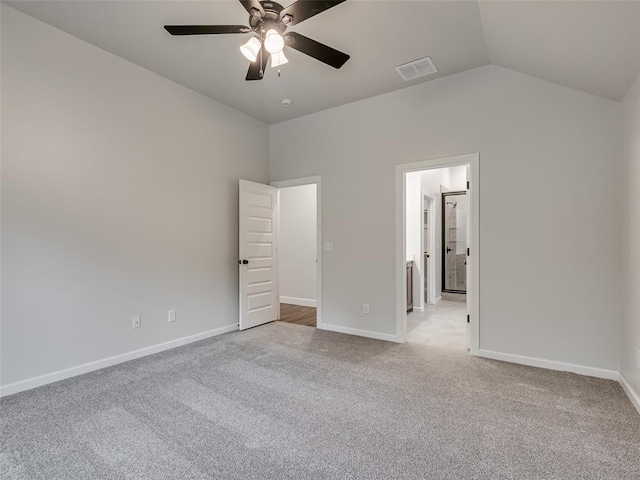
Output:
[{"left": 395, "top": 56, "right": 438, "bottom": 81}]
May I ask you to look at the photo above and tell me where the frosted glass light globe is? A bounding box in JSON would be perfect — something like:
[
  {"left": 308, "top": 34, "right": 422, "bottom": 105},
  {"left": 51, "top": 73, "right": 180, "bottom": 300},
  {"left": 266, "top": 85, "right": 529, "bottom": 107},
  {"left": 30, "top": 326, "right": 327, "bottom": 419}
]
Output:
[
  {"left": 271, "top": 50, "right": 289, "bottom": 67},
  {"left": 264, "top": 29, "right": 284, "bottom": 54},
  {"left": 240, "top": 36, "right": 261, "bottom": 62}
]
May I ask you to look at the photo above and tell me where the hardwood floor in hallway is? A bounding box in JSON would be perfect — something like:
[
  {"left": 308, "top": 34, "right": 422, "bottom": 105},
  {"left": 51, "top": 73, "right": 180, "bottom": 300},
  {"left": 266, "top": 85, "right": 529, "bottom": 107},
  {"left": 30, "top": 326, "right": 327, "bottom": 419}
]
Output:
[{"left": 278, "top": 303, "right": 316, "bottom": 327}]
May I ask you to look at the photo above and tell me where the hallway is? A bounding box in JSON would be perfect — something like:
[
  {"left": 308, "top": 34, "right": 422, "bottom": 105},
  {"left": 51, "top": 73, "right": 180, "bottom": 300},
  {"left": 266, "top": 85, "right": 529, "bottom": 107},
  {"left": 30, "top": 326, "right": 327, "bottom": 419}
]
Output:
[{"left": 407, "top": 301, "right": 467, "bottom": 350}]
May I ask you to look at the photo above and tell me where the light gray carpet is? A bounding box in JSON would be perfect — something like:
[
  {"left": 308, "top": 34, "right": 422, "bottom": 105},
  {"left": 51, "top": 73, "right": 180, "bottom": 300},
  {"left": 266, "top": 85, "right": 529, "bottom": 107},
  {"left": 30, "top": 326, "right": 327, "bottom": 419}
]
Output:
[{"left": 2, "top": 322, "right": 639, "bottom": 479}]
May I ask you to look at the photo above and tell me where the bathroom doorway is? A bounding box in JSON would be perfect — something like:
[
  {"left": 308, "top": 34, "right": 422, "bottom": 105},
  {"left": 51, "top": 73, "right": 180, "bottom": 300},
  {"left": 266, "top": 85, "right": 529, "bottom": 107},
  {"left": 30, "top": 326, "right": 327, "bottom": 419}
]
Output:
[{"left": 396, "top": 153, "right": 479, "bottom": 352}]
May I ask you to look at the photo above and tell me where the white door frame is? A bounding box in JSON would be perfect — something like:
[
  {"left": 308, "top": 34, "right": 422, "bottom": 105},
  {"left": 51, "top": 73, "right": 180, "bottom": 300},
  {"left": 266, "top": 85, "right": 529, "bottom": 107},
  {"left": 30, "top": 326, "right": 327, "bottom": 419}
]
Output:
[
  {"left": 270, "top": 176, "right": 323, "bottom": 328},
  {"left": 395, "top": 153, "right": 479, "bottom": 353}
]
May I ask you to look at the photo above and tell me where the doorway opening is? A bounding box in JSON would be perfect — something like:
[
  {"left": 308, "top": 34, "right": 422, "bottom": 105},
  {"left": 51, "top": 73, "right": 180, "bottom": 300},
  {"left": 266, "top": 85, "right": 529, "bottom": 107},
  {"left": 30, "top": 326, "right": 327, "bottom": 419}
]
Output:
[
  {"left": 442, "top": 190, "right": 467, "bottom": 300},
  {"left": 396, "top": 153, "right": 479, "bottom": 353},
  {"left": 272, "top": 177, "right": 322, "bottom": 328}
]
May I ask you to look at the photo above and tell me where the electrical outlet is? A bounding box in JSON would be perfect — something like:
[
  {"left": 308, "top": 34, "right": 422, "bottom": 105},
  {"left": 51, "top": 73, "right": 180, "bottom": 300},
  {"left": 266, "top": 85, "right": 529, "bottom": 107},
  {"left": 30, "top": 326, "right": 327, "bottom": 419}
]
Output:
[
  {"left": 132, "top": 316, "right": 141, "bottom": 329},
  {"left": 168, "top": 310, "right": 176, "bottom": 323},
  {"left": 324, "top": 241, "right": 334, "bottom": 252},
  {"left": 363, "top": 303, "right": 370, "bottom": 314}
]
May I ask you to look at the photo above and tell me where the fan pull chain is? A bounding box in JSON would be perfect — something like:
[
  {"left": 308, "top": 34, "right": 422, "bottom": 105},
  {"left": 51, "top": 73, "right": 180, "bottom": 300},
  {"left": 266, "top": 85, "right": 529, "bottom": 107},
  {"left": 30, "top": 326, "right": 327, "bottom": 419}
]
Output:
[{"left": 259, "top": 29, "right": 264, "bottom": 79}]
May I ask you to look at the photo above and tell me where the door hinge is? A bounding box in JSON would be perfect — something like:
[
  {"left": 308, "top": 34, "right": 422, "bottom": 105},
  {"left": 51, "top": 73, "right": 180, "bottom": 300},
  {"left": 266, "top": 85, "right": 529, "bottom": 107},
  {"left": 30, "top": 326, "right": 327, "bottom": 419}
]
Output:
[
  {"left": 466, "top": 181, "right": 470, "bottom": 189},
  {"left": 467, "top": 315, "right": 470, "bottom": 324},
  {"left": 467, "top": 247, "right": 470, "bottom": 256}
]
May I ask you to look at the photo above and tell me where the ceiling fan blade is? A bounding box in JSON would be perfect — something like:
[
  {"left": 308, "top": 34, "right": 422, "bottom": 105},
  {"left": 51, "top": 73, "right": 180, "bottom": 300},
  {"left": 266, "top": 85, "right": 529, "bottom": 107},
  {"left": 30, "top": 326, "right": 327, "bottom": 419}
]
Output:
[
  {"left": 164, "top": 25, "right": 251, "bottom": 35},
  {"left": 246, "top": 47, "right": 270, "bottom": 81},
  {"left": 284, "top": 32, "right": 350, "bottom": 69},
  {"left": 239, "top": 0, "right": 265, "bottom": 18},
  {"left": 280, "top": 1, "right": 346, "bottom": 26}
]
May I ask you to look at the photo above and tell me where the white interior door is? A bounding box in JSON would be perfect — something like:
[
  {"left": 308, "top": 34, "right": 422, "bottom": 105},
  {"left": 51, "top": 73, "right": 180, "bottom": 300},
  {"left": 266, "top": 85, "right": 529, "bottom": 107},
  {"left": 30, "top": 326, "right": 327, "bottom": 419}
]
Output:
[{"left": 239, "top": 179, "right": 279, "bottom": 330}]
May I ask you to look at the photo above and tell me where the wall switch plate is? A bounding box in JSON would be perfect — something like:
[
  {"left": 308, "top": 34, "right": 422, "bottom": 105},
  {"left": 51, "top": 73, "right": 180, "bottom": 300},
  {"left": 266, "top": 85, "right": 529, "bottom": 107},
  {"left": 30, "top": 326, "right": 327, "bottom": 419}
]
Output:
[
  {"left": 132, "top": 316, "right": 141, "bottom": 329},
  {"left": 363, "top": 303, "right": 370, "bottom": 314},
  {"left": 324, "top": 241, "right": 334, "bottom": 251},
  {"left": 168, "top": 310, "right": 176, "bottom": 323}
]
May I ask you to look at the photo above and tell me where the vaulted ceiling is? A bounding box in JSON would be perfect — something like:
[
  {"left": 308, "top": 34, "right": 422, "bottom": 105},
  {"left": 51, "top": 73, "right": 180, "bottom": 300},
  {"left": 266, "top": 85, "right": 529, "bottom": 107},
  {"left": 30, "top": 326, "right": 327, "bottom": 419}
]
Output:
[{"left": 4, "top": 1, "right": 639, "bottom": 124}]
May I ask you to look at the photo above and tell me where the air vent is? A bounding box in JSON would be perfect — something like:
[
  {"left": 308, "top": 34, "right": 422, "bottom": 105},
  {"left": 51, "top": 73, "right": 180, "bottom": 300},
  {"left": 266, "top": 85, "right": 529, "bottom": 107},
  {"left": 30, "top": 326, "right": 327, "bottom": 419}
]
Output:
[{"left": 395, "top": 56, "right": 438, "bottom": 81}]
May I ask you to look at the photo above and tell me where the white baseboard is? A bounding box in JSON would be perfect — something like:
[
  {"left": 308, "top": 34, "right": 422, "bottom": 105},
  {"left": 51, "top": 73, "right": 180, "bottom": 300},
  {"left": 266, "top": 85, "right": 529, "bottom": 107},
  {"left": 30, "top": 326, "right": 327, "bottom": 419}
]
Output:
[
  {"left": 475, "top": 349, "right": 619, "bottom": 380},
  {"left": 280, "top": 296, "right": 317, "bottom": 308},
  {"left": 319, "top": 323, "right": 401, "bottom": 343},
  {"left": 619, "top": 373, "right": 640, "bottom": 416},
  {"left": 0, "top": 323, "right": 238, "bottom": 398},
  {"left": 433, "top": 296, "right": 442, "bottom": 304},
  {"left": 414, "top": 306, "right": 425, "bottom": 312}
]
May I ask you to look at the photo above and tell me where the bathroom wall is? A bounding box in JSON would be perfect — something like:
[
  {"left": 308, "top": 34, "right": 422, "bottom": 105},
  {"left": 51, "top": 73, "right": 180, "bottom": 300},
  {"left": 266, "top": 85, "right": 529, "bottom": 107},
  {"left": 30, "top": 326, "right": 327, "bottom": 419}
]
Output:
[{"left": 420, "top": 166, "right": 467, "bottom": 302}]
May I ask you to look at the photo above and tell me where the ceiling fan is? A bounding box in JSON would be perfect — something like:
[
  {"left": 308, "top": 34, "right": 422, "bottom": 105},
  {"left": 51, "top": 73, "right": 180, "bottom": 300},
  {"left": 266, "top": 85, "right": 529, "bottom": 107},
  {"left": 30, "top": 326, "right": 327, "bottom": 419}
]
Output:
[{"left": 164, "top": 0, "right": 350, "bottom": 81}]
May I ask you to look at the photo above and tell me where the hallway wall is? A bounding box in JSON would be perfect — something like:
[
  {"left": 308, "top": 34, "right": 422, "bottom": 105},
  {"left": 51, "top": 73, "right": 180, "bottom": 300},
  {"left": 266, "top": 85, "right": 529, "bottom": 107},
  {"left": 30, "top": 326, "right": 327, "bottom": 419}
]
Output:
[
  {"left": 621, "top": 69, "right": 640, "bottom": 398},
  {"left": 278, "top": 184, "right": 317, "bottom": 306}
]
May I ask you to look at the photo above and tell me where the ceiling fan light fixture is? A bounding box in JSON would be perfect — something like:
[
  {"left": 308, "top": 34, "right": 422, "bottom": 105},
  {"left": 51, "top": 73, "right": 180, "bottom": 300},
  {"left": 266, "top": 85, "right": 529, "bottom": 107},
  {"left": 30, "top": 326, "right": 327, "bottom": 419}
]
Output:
[
  {"left": 264, "top": 28, "right": 284, "bottom": 54},
  {"left": 164, "top": 0, "right": 351, "bottom": 81},
  {"left": 240, "top": 36, "right": 261, "bottom": 62},
  {"left": 271, "top": 50, "right": 289, "bottom": 68}
]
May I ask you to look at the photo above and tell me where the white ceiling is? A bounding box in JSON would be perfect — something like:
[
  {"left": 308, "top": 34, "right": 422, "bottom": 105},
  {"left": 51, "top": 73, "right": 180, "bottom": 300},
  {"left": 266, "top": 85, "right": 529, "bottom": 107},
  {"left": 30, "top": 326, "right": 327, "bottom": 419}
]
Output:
[
  {"left": 478, "top": 1, "right": 639, "bottom": 102},
  {"left": 4, "top": 1, "right": 639, "bottom": 124}
]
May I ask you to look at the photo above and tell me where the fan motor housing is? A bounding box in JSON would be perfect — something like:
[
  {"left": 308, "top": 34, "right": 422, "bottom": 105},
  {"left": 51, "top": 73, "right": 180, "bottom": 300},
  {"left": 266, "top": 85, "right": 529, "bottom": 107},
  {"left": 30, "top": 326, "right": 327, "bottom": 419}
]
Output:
[{"left": 249, "top": 1, "right": 287, "bottom": 34}]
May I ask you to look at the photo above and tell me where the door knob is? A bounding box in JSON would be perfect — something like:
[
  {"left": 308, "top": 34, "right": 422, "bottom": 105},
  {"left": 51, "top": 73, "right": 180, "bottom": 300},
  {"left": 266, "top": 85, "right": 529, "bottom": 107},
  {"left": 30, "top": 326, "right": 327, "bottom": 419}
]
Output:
[{"left": 238, "top": 259, "right": 249, "bottom": 265}]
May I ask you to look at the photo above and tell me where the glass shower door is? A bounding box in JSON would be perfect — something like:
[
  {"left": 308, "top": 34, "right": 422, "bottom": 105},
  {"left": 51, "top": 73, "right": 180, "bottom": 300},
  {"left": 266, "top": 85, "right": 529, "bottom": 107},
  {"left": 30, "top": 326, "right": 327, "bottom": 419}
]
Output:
[{"left": 442, "top": 192, "right": 467, "bottom": 293}]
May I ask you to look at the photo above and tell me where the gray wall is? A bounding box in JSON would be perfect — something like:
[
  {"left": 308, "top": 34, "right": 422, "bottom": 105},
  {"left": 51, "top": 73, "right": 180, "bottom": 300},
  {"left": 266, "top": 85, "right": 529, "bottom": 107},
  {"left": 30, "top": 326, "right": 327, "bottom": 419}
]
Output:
[
  {"left": 1, "top": 5, "right": 631, "bottom": 389},
  {"left": 1, "top": 7, "right": 269, "bottom": 386},
  {"left": 621, "top": 69, "right": 640, "bottom": 395},
  {"left": 270, "top": 65, "right": 622, "bottom": 371}
]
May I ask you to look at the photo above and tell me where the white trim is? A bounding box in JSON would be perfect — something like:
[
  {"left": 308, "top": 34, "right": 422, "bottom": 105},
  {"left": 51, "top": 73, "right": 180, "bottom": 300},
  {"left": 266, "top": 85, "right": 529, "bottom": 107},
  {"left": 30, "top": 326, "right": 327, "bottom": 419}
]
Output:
[
  {"left": 619, "top": 373, "right": 640, "bottom": 415},
  {"left": 433, "top": 296, "right": 442, "bottom": 305},
  {"left": 0, "top": 324, "right": 238, "bottom": 398},
  {"left": 271, "top": 176, "right": 323, "bottom": 329},
  {"left": 271, "top": 175, "right": 320, "bottom": 189},
  {"left": 396, "top": 153, "right": 479, "bottom": 352},
  {"left": 320, "top": 323, "right": 401, "bottom": 343},
  {"left": 279, "top": 296, "right": 317, "bottom": 307},
  {"left": 414, "top": 306, "right": 425, "bottom": 312},
  {"left": 476, "top": 349, "right": 619, "bottom": 380}
]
